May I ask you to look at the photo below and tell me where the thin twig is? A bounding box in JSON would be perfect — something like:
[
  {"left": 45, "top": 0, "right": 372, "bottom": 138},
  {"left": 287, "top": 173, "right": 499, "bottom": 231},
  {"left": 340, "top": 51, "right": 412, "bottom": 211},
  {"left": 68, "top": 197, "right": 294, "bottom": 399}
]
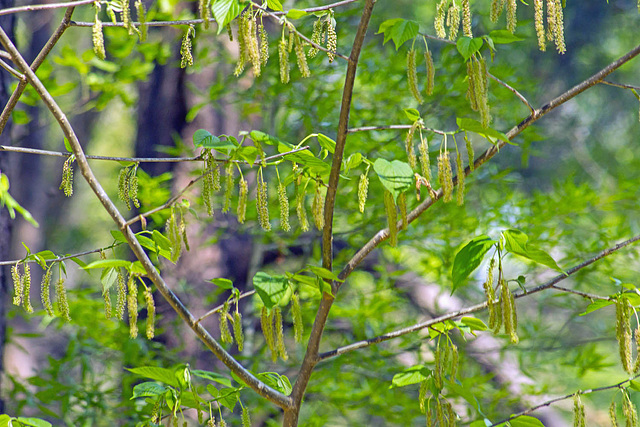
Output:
[
  {"left": 489, "top": 73, "right": 535, "bottom": 113},
  {"left": 195, "top": 290, "right": 256, "bottom": 324},
  {"left": 0, "top": 24, "right": 293, "bottom": 411},
  {"left": 550, "top": 284, "right": 609, "bottom": 301},
  {"left": 0, "top": 58, "right": 24, "bottom": 80},
  {"left": 267, "top": 0, "right": 359, "bottom": 15},
  {"left": 489, "top": 374, "right": 640, "bottom": 427},
  {"left": 347, "top": 124, "right": 447, "bottom": 135},
  {"left": 601, "top": 80, "right": 640, "bottom": 91},
  {"left": 0, "top": 0, "right": 94, "bottom": 16},
  {"left": 0, "top": 243, "right": 120, "bottom": 266},
  {"left": 319, "top": 233, "right": 640, "bottom": 361}
]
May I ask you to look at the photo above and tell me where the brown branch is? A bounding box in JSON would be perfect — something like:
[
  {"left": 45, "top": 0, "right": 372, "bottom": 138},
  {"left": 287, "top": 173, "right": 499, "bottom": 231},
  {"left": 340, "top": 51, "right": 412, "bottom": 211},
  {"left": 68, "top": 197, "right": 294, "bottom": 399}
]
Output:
[
  {"left": 550, "top": 285, "right": 609, "bottom": 301},
  {"left": 489, "top": 374, "right": 640, "bottom": 427},
  {"left": 0, "top": 57, "right": 24, "bottom": 79},
  {"left": 0, "top": 0, "right": 94, "bottom": 16},
  {"left": 0, "top": 243, "right": 120, "bottom": 266},
  {"left": 319, "top": 233, "right": 640, "bottom": 361},
  {"left": 601, "top": 80, "right": 640, "bottom": 91},
  {"left": 195, "top": 290, "right": 256, "bottom": 324},
  {"left": 347, "top": 124, "right": 447, "bottom": 135},
  {"left": 488, "top": 72, "right": 535, "bottom": 113},
  {"left": 0, "top": 7, "right": 75, "bottom": 133},
  {"left": 337, "top": 42, "right": 640, "bottom": 284},
  {"left": 0, "top": 25, "right": 292, "bottom": 411}
]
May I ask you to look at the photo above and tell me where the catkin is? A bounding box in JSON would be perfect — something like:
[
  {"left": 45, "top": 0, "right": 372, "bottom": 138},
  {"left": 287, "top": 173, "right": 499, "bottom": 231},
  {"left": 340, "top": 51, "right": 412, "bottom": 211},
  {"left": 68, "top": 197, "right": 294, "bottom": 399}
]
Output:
[
  {"left": 312, "top": 179, "right": 325, "bottom": 230},
  {"left": 534, "top": 0, "right": 546, "bottom": 51},
  {"left": 438, "top": 151, "right": 453, "bottom": 203},
  {"left": 261, "top": 306, "right": 277, "bottom": 361},
  {"left": 60, "top": 156, "right": 74, "bottom": 197},
  {"left": 326, "top": 17, "right": 337, "bottom": 63},
  {"left": 118, "top": 167, "right": 130, "bottom": 208},
  {"left": 92, "top": 9, "right": 106, "bottom": 60},
  {"left": 425, "top": 50, "right": 435, "bottom": 96},
  {"left": 610, "top": 402, "right": 618, "bottom": 426},
  {"left": 358, "top": 173, "right": 369, "bottom": 213},
  {"left": 179, "top": 209, "right": 189, "bottom": 251},
  {"left": 274, "top": 306, "right": 288, "bottom": 361},
  {"left": 278, "top": 37, "right": 290, "bottom": 84},
  {"left": 294, "top": 35, "right": 311, "bottom": 78},
  {"left": 180, "top": 25, "right": 194, "bottom": 68},
  {"left": 419, "top": 379, "right": 428, "bottom": 413},
  {"left": 434, "top": 341, "right": 443, "bottom": 389},
  {"left": 434, "top": 0, "right": 448, "bottom": 38},
  {"left": 435, "top": 398, "right": 445, "bottom": 426},
  {"left": 116, "top": 270, "right": 127, "bottom": 320},
  {"left": 127, "top": 275, "right": 138, "bottom": 338},
  {"left": 202, "top": 152, "right": 216, "bottom": 216},
  {"left": 506, "top": 0, "right": 517, "bottom": 33},
  {"left": 241, "top": 407, "right": 251, "bottom": 427},
  {"left": 41, "top": 266, "right": 54, "bottom": 316},
  {"left": 461, "top": 0, "right": 472, "bottom": 37},
  {"left": 12, "top": 264, "right": 23, "bottom": 306},
  {"left": 198, "top": 0, "right": 210, "bottom": 29},
  {"left": 292, "top": 293, "right": 303, "bottom": 343},
  {"left": 501, "top": 280, "right": 519, "bottom": 344},
  {"left": 623, "top": 391, "right": 639, "bottom": 427},
  {"left": 308, "top": 18, "right": 324, "bottom": 58},
  {"left": 419, "top": 134, "right": 431, "bottom": 182},
  {"left": 136, "top": 0, "right": 147, "bottom": 42},
  {"left": 129, "top": 168, "right": 140, "bottom": 209},
  {"left": 246, "top": 13, "right": 261, "bottom": 76},
  {"left": 407, "top": 49, "right": 423, "bottom": 104},
  {"left": 144, "top": 285, "right": 155, "bottom": 339},
  {"left": 456, "top": 150, "right": 465, "bottom": 206},
  {"left": 219, "top": 301, "right": 233, "bottom": 344},
  {"left": 490, "top": 0, "right": 505, "bottom": 23},
  {"left": 383, "top": 190, "right": 398, "bottom": 246},
  {"left": 616, "top": 298, "right": 633, "bottom": 374},
  {"left": 222, "top": 163, "right": 234, "bottom": 213},
  {"left": 278, "top": 182, "right": 291, "bottom": 232},
  {"left": 446, "top": 4, "right": 460, "bottom": 40},
  {"left": 397, "top": 192, "right": 408, "bottom": 229},
  {"left": 256, "top": 172, "right": 271, "bottom": 231},
  {"left": 166, "top": 207, "right": 182, "bottom": 262},
  {"left": 22, "top": 263, "right": 33, "bottom": 313},
  {"left": 573, "top": 393, "right": 586, "bottom": 427},
  {"left": 295, "top": 176, "right": 309, "bottom": 232},
  {"left": 233, "top": 311, "right": 244, "bottom": 351},
  {"left": 234, "top": 14, "right": 247, "bottom": 76},
  {"left": 102, "top": 282, "right": 112, "bottom": 319},
  {"left": 406, "top": 121, "right": 419, "bottom": 168},
  {"left": 466, "top": 61, "right": 478, "bottom": 111},
  {"left": 552, "top": 0, "right": 566, "bottom": 54},
  {"left": 465, "top": 133, "right": 474, "bottom": 171},
  {"left": 546, "top": 0, "right": 557, "bottom": 43},
  {"left": 259, "top": 19, "right": 269, "bottom": 66},
  {"left": 55, "top": 275, "right": 71, "bottom": 322},
  {"left": 237, "top": 178, "right": 248, "bottom": 224}
]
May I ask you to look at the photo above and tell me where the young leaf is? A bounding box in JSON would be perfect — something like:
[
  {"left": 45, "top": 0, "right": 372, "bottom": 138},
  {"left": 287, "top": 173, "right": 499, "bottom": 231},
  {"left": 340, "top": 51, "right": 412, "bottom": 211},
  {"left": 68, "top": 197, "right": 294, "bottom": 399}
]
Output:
[
  {"left": 127, "top": 366, "right": 181, "bottom": 388},
  {"left": 253, "top": 272, "right": 288, "bottom": 309},
  {"left": 403, "top": 108, "right": 421, "bottom": 121},
  {"left": 131, "top": 382, "right": 168, "bottom": 399},
  {"left": 390, "top": 365, "right": 430, "bottom": 388},
  {"left": 508, "top": 415, "right": 545, "bottom": 427},
  {"left": 373, "top": 158, "right": 414, "bottom": 200},
  {"left": 489, "top": 29, "right": 525, "bottom": 44},
  {"left": 209, "top": 278, "right": 234, "bottom": 290},
  {"left": 190, "top": 369, "right": 233, "bottom": 388},
  {"left": 460, "top": 316, "right": 489, "bottom": 331},
  {"left": 317, "top": 133, "right": 336, "bottom": 154},
  {"left": 376, "top": 19, "right": 419, "bottom": 50},
  {"left": 456, "top": 117, "right": 509, "bottom": 140},
  {"left": 456, "top": 36, "right": 484, "bottom": 61},
  {"left": 212, "top": 0, "right": 241, "bottom": 35},
  {"left": 266, "top": 0, "right": 282, "bottom": 11},
  {"left": 451, "top": 235, "right": 495, "bottom": 293},
  {"left": 502, "top": 229, "right": 564, "bottom": 273},
  {"left": 286, "top": 9, "right": 307, "bottom": 19},
  {"left": 14, "top": 418, "right": 52, "bottom": 427},
  {"left": 579, "top": 299, "right": 615, "bottom": 316}
]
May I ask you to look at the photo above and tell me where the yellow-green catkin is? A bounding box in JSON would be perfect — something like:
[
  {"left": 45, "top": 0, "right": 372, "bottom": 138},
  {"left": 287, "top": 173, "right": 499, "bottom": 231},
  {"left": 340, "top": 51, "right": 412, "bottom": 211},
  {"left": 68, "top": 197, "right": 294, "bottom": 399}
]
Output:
[
  {"left": 294, "top": 35, "right": 311, "bottom": 78},
  {"left": 198, "top": 0, "right": 210, "bottom": 30},
  {"left": 144, "top": 285, "right": 155, "bottom": 339},
  {"left": 484, "top": 259, "right": 500, "bottom": 330},
  {"left": 383, "top": 190, "right": 398, "bottom": 246},
  {"left": 118, "top": 167, "right": 130, "bottom": 208},
  {"left": 419, "top": 134, "right": 431, "bottom": 183},
  {"left": 312, "top": 179, "right": 325, "bottom": 231},
  {"left": 534, "top": 0, "right": 546, "bottom": 51},
  {"left": 446, "top": 3, "right": 461, "bottom": 40},
  {"left": 222, "top": 163, "right": 234, "bottom": 214},
  {"left": 256, "top": 172, "right": 271, "bottom": 231},
  {"left": 278, "top": 37, "right": 290, "bottom": 84},
  {"left": 464, "top": 133, "right": 474, "bottom": 171},
  {"left": 219, "top": 418, "right": 228, "bottom": 427},
  {"left": 241, "top": 406, "right": 251, "bottom": 427},
  {"left": 278, "top": 182, "right": 290, "bottom": 232},
  {"left": 41, "top": 266, "right": 54, "bottom": 317},
  {"left": 120, "top": 0, "right": 134, "bottom": 35},
  {"left": 438, "top": 151, "right": 454, "bottom": 203},
  {"left": 55, "top": 275, "right": 71, "bottom": 322},
  {"left": 326, "top": 16, "right": 337, "bottom": 63},
  {"left": 435, "top": 398, "right": 445, "bottom": 426},
  {"left": 60, "top": 156, "right": 74, "bottom": 197},
  {"left": 461, "top": 0, "right": 472, "bottom": 37},
  {"left": 552, "top": 0, "right": 566, "bottom": 54},
  {"left": 466, "top": 60, "right": 478, "bottom": 111},
  {"left": 456, "top": 150, "right": 465, "bottom": 206},
  {"left": 358, "top": 173, "right": 369, "bottom": 213},
  {"left": 425, "top": 50, "right": 435, "bottom": 96},
  {"left": 469, "top": 55, "right": 491, "bottom": 128},
  {"left": 129, "top": 166, "right": 140, "bottom": 209},
  {"left": 506, "top": 0, "right": 517, "bottom": 33},
  {"left": 180, "top": 25, "right": 194, "bottom": 68},
  {"left": 22, "top": 263, "right": 33, "bottom": 313},
  {"left": 295, "top": 176, "right": 309, "bottom": 232},
  {"left": 116, "top": 270, "right": 126, "bottom": 320},
  {"left": 490, "top": 0, "right": 505, "bottom": 23},
  {"left": 546, "top": 0, "right": 557, "bottom": 43},
  {"left": 235, "top": 14, "right": 247, "bottom": 76},
  {"left": 102, "top": 281, "right": 112, "bottom": 319},
  {"left": 136, "top": 0, "right": 147, "bottom": 42},
  {"left": 259, "top": 18, "right": 269, "bottom": 66},
  {"left": 178, "top": 209, "right": 189, "bottom": 251},
  {"left": 237, "top": 177, "right": 248, "bottom": 224},
  {"left": 233, "top": 311, "right": 244, "bottom": 351},
  {"left": 292, "top": 293, "right": 303, "bottom": 343},
  {"left": 635, "top": 328, "right": 640, "bottom": 373},
  {"left": 623, "top": 391, "right": 639, "bottom": 427},
  {"left": 500, "top": 279, "right": 519, "bottom": 344},
  {"left": 308, "top": 18, "right": 324, "bottom": 58},
  {"left": 247, "top": 13, "right": 261, "bottom": 77},
  {"left": 419, "top": 379, "right": 428, "bottom": 413},
  {"left": 434, "top": 0, "right": 448, "bottom": 38},
  {"left": 397, "top": 192, "right": 408, "bottom": 229},
  {"left": 12, "top": 264, "right": 23, "bottom": 306},
  {"left": 434, "top": 340, "right": 443, "bottom": 389},
  {"left": 127, "top": 275, "right": 138, "bottom": 338},
  {"left": 202, "top": 151, "right": 219, "bottom": 216},
  {"left": 92, "top": 7, "right": 106, "bottom": 60},
  {"left": 261, "top": 306, "right": 277, "bottom": 361},
  {"left": 166, "top": 207, "right": 182, "bottom": 262},
  {"left": 405, "top": 121, "right": 419, "bottom": 168},
  {"left": 274, "top": 306, "right": 288, "bottom": 361},
  {"left": 407, "top": 49, "right": 423, "bottom": 104},
  {"left": 610, "top": 402, "right": 618, "bottom": 426},
  {"left": 450, "top": 343, "right": 459, "bottom": 380},
  {"left": 573, "top": 394, "right": 586, "bottom": 427},
  {"left": 219, "top": 301, "right": 233, "bottom": 344},
  {"left": 616, "top": 298, "right": 633, "bottom": 374}
]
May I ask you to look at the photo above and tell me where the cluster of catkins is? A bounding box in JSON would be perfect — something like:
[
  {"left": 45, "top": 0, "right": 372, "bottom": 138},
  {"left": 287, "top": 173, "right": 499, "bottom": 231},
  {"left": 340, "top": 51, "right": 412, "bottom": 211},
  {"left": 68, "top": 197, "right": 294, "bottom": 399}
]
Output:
[
  {"left": 419, "top": 338, "right": 459, "bottom": 426},
  {"left": 118, "top": 163, "right": 140, "bottom": 209},
  {"left": 12, "top": 262, "right": 71, "bottom": 322},
  {"left": 92, "top": 0, "right": 148, "bottom": 59},
  {"left": 102, "top": 269, "right": 155, "bottom": 339},
  {"left": 483, "top": 258, "right": 519, "bottom": 344},
  {"left": 615, "top": 298, "right": 640, "bottom": 375},
  {"left": 435, "top": 0, "right": 472, "bottom": 40}
]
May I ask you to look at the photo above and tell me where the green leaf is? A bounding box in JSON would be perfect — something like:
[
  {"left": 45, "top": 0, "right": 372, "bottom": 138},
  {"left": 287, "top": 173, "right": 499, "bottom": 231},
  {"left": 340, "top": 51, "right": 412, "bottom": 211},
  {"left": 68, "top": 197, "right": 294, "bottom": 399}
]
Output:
[
  {"left": 508, "top": 415, "right": 545, "bottom": 427},
  {"left": 344, "top": 153, "right": 363, "bottom": 172},
  {"left": 451, "top": 235, "right": 495, "bottom": 293},
  {"left": 190, "top": 369, "right": 233, "bottom": 388},
  {"left": 373, "top": 158, "right": 414, "bottom": 200},
  {"left": 456, "top": 36, "right": 484, "bottom": 61},
  {"left": 376, "top": 19, "right": 419, "bottom": 50},
  {"left": 215, "top": 387, "right": 238, "bottom": 410},
  {"left": 286, "top": 9, "right": 307, "bottom": 19},
  {"left": 212, "top": 0, "right": 241, "bottom": 35},
  {"left": 580, "top": 299, "right": 615, "bottom": 316},
  {"left": 131, "top": 382, "right": 168, "bottom": 399},
  {"left": 266, "top": 0, "right": 282, "bottom": 11},
  {"left": 236, "top": 146, "right": 259, "bottom": 165},
  {"left": 15, "top": 418, "right": 53, "bottom": 427},
  {"left": 460, "top": 316, "right": 488, "bottom": 331},
  {"left": 403, "top": 108, "right": 421, "bottom": 122},
  {"left": 83, "top": 259, "right": 132, "bottom": 270},
  {"left": 127, "top": 366, "right": 180, "bottom": 388},
  {"left": 256, "top": 372, "right": 292, "bottom": 395},
  {"left": 390, "top": 365, "right": 430, "bottom": 388},
  {"left": 317, "top": 133, "right": 336, "bottom": 154},
  {"left": 377, "top": 18, "right": 403, "bottom": 45},
  {"left": 253, "top": 272, "right": 288, "bottom": 309},
  {"left": 489, "top": 30, "right": 525, "bottom": 44},
  {"left": 307, "top": 265, "right": 343, "bottom": 282},
  {"left": 0, "top": 415, "right": 10, "bottom": 427},
  {"left": 209, "top": 278, "right": 234, "bottom": 290},
  {"left": 502, "top": 229, "right": 564, "bottom": 273},
  {"left": 456, "top": 117, "right": 510, "bottom": 140},
  {"left": 193, "top": 129, "right": 220, "bottom": 147},
  {"left": 63, "top": 137, "right": 72, "bottom": 153},
  {"left": 629, "top": 379, "right": 640, "bottom": 392}
]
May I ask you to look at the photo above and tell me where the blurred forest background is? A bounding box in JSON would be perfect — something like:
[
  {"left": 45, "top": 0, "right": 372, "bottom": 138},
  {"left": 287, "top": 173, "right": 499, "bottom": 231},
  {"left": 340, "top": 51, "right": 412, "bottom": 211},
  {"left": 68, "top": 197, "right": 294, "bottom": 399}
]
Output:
[{"left": 0, "top": 0, "right": 639, "bottom": 425}]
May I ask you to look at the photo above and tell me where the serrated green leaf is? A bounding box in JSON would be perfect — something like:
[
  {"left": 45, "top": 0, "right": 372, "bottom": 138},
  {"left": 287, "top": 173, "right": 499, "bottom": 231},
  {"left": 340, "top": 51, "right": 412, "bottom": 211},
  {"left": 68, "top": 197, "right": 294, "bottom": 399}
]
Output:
[
  {"left": 83, "top": 259, "right": 132, "bottom": 270},
  {"left": 127, "top": 366, "right": 180, "bottom": 388},
  {"left": 253, "top": 272, "right": 288, "bottom": 309},
  {"left": 460, "top": 316, "right": 489, "bottom": 331},
  {"left": 489, "top": 30, "right": 525, "bottom": 44},
  {"left": 629, "top": 379, "right": 640, "bottom": 392},
  {"left": 456, "top": 117, "right": 510, "bottom": 140},
  {"left": 307, "top": 265, "right": 343, "bottom": 282},
  {"left": 15, "top": 418, "right": 52, "bottom": 427},
  {"left": 0, "top": 414, "right": 10, "bottom": 427},
  {"left": 191, "top": 369, "right": 232, "bottom": 388},
  {"left": 456, "top": 36, "right": 484, "bottom": 61},
  {"left": 266, "top": 0, "right": 282, "bottom": 11},
  {"left": 502, "top": 229, "right": 564, "bottom": 273},
  {"left": 390, "top": 20, "right": 419, "bottom": 50},
  {"left": 317, "top": 133, "right": 336, "bottom": 154},
  {"left": 451, "top": 235, "right": 495, "bottom": 293},
  {"left": 580, "top": 299, "right": 615, "bottom": 316},
  {"left": 215, "top": 387, "right": 238, "bottom": 411},
  {"left": 373, "top": 158, "right": 414, "bottom": 200},
  {"left": 508, "top": 415, "right": 545, "bottom": 427},
  {"left": 209, "top": 278, "right": 234, "bottom": 290},
  {"left": 390, "top": 365, "right": 430, "bottom": 388},
  {"left": 403, "top": 108, "right": 421, "bottom": 121},
  {"left": 256, "top": 372, "right": 292, "bottom": 395},
  {"left": 212, "top": 0, "right": 241, "bottom": 35},
  {"left": 286, "top": 9, "right": 307, "bottom": 19},
  {"left": 377, "top": 18, "right": 403, "bottom": 45},
  {"left": 131, "top": 382, "right": 168, "bottom": 399}
]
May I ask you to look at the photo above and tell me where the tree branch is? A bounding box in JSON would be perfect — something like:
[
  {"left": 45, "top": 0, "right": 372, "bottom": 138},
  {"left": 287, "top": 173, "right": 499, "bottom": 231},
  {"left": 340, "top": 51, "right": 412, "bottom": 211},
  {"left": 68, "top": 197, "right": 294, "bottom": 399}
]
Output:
[
  {"left": 601, "top": 80, "right": 640, "bottom": 91},
  {"left": 488, "top": 72, "right": 535, "bottom": 113},
  {"left": 0, "top": 25, "right": 293, "bottom": 411},
  {"left": 347, "top": 124, "right": 447, "bottom": 135},
  {"left": 318, "top": 233, "right": 640, "bottom": 361},
  {"left": 195, "top": 290, "right": 256, "bottom": 324},
  {"left": 0, "top": 0, "right": 94, "bottom": 16},
  {"left": 550, "top": 285, "right": 609, "bottom": 301},
  {"left": 0, "top": 243, "right": 121, "bottom": 266}
]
